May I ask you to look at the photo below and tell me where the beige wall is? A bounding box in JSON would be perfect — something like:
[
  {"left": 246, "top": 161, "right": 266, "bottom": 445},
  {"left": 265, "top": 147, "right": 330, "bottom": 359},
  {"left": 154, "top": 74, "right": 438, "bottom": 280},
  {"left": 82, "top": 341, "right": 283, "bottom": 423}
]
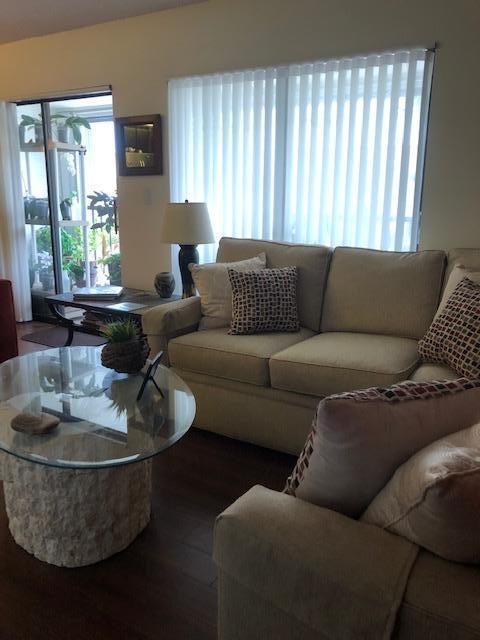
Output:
[{"left": 0, "top": 0, "right": 478, "bottom": 288}]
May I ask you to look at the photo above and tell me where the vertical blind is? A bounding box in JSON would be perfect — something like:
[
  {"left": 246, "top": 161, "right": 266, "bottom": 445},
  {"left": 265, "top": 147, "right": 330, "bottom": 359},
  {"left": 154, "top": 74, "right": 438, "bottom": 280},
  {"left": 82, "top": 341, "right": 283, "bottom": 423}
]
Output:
[{"left": 169, "top": 48, "right": 434, "bottom": 263}]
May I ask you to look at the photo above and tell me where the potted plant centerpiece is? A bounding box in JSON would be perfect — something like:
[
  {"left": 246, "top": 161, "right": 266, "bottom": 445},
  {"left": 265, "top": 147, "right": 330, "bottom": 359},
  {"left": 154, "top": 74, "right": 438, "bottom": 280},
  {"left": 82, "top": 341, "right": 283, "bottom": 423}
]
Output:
[{"left": 101, "top": 319, "right": 150, "bottom": 374}]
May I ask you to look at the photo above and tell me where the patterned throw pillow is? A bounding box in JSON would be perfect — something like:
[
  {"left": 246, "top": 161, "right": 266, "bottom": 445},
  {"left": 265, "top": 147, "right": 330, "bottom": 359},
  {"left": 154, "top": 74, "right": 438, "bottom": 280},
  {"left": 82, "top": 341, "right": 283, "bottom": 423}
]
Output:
[
  {"left": 228, "top": 266, "right": 300, "bottom": 335},
  {"left": 419, "top": 277, "right": 480, "bottom": 378},
  {"left": 284, "top": 378, "right": 480, "bottom": 517}
]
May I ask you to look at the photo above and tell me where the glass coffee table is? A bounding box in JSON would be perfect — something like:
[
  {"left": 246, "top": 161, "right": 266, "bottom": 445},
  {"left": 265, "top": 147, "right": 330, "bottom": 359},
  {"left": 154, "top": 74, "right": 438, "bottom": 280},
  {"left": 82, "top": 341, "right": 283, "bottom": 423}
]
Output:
[{"left": 0, "top": 346, "right": 195, "bottom": 567}]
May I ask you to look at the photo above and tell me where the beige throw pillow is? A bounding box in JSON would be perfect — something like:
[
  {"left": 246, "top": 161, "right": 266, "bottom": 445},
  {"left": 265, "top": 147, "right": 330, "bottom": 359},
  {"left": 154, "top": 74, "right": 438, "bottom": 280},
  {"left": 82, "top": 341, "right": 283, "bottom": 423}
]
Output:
[
  {"left": 362, "top": 424, "right": 480, "bottom": 563},
  {"left": 435, "top": 264, "right": 480, "bottom": 319},
  {"left": 284, "top": 379, "right": 480, "bottom": 518},
  {"left": 189, "top": 253, "right": 266, "bottom": 330}
]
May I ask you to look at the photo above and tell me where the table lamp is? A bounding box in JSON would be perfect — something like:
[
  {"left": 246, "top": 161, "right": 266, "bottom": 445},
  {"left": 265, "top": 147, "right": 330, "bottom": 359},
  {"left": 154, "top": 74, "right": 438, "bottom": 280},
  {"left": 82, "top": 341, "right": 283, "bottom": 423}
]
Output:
[{"left": 159, "top": 200, "right": 215, "bottom": 297}]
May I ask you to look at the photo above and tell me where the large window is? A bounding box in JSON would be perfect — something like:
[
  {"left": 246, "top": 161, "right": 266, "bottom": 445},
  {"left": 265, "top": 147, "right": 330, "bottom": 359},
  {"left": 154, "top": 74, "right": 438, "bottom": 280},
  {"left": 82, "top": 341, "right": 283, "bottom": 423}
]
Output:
[{"left": 169, "top": 48, "right": 434, "bottom": 262}]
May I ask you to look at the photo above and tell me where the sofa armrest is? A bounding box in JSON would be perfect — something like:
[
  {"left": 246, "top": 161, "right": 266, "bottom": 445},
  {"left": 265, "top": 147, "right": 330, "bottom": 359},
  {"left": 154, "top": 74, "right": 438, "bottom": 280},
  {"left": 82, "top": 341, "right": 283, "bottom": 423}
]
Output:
[
  {"left": 141, "top": 297, "right": 201, "bottom": 364},
  {"left": 214, "top": 486, "right": 418, "bottom": 640}
]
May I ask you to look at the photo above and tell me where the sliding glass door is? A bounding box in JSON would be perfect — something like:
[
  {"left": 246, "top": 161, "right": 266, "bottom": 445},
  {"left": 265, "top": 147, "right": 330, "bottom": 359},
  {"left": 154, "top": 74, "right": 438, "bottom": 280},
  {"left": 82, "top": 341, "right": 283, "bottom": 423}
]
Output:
[
  {"left": 17, "top": 93, "right": 119, "bottom": 321},
  {"left": 19, "top": 101, "right": 55, "bottom": 320}
]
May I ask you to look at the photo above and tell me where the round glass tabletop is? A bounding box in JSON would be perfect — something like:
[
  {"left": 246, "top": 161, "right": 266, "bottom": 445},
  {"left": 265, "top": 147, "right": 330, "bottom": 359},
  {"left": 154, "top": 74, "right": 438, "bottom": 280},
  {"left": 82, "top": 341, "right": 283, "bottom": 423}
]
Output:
[{"left": 0, "top": 346, "right": 196, "bottom": 469}]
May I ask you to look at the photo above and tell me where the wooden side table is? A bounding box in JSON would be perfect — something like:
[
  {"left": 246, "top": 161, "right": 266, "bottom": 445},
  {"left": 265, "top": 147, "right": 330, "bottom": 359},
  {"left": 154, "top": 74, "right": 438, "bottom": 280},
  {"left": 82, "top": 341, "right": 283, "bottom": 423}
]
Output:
[{"left": 45, "top": 289, "right": 181, "bottom": 346}]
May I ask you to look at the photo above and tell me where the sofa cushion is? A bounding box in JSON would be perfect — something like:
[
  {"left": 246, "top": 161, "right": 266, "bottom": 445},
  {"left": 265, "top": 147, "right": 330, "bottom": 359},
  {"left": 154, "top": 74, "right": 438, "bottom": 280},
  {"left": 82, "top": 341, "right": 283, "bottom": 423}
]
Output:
[
  {"left": 321, "top": 247, "right": 445, "bottom": 339},
  {"left": 169, "top": 327, "right": 314, "bottom": 387},
  {"left": 444, "top": 248, "right": 480, "bottom": 286},
  {"left": 270, "top": 332, "right": 419, "bottom": 397},
  {"left": 410, "top": 363, "right": 458, "bottom": 382},
  {"left": 217, "top": 237, "right": 331, "bottom": 332},
  {"left": 284, "top": 378, "right": 480, "bottom": 517},
  {"left": 395, "top": 550, "right": 480, "bottom": 638},
  {"left": 436, "top": 264, "right": 480, "bottom": 319},
  {"left": 362, "top": 423, "right": 480, "bottom": 564}
]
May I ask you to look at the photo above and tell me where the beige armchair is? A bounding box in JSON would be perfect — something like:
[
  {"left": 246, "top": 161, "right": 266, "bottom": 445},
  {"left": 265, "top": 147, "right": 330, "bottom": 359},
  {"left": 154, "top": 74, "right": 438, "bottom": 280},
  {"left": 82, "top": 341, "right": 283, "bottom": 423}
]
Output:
[{"left": 214, "top": 486, "right": 480, "bottom": 640}]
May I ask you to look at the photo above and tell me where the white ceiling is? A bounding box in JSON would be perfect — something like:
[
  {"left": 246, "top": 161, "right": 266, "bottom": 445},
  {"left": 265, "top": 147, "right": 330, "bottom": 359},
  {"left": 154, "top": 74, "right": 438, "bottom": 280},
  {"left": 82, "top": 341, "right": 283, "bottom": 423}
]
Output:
[{"left": 0, "top": 0, "right": 205, "bottom": 45}]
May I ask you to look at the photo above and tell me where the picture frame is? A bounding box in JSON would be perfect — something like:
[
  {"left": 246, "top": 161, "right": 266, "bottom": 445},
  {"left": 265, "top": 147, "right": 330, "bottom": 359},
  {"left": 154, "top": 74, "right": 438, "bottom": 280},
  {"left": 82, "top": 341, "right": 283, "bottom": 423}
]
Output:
[{"left": 114, "top": 114, "right": 163, "bottom": 176}]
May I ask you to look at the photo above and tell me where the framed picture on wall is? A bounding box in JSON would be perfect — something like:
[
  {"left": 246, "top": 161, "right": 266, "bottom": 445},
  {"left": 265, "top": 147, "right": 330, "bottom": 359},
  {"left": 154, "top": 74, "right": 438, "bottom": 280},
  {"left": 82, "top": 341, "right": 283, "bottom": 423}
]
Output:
[{"left": 114, "top": 114, "right": 163, "bottom": 176}]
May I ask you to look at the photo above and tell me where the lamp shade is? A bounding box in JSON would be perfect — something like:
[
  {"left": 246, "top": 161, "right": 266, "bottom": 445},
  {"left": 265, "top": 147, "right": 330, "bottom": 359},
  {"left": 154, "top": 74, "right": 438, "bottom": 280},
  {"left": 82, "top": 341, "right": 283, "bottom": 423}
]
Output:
[{"left": 159, "top": 201, "right": 215, "bottom": 245}]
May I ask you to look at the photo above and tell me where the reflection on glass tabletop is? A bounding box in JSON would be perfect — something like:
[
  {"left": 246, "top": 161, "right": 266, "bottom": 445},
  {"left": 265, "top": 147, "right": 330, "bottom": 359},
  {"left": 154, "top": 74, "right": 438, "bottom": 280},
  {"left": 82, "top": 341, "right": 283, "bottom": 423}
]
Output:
[{"left": 0, "top": 347, "right": 195, "bottom": 469}]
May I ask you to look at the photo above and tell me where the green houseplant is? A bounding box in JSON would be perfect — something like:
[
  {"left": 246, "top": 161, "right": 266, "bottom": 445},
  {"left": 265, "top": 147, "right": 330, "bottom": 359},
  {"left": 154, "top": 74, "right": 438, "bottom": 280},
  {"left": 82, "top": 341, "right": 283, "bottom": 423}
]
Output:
[
  {"left": 66, "top": 260, "right": 98, "bottom": 288},
  {"left": 37, "top": 251, "right": 54, "bottom": 291},
  {"left": 19, "top": 112, "right": 91, "bottom": 146},
  {"left": 59, "top": 191, "right": 77, "bottom": 221},
  {"left": 101, "top": 253, "right": 121, "bottom": 285},
  {"left": 19, "top": 114, "right": 44, "bottom": 145},
  {"left": 66, "top": 262, "right": 85, "bottom": 288},
  {"left": 87, "top": 191, "right": 117, "bottom": 232},
  {"left": 101, "top": 319, "right": 150, "bottom": 374},
  {"left": 51, "top": 113, "right": 91, "bottom": 145}
]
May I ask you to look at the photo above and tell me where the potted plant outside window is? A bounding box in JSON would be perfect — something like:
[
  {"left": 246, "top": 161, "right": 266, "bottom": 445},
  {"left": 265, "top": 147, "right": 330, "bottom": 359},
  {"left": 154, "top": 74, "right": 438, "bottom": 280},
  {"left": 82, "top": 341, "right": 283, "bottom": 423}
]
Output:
[
  {"left": 37, "top": 251, "right": 54, "bottom": 291},
  {"left": 66, "top": 261, "right": 98, "bottom": 288},
  {"left": 87, "top": 191, "right": 117, "bottom": 233},
  {"left": 101, "top": 253, "right": 121, "bottom": 285},
  {"left": 50, "top": 114, "right": 91, "bottom": 145},
  {"left": 59, "top": 191, "right": 77, "bottom": 221},
  {"left": 19, "top": 114, "right": 44, "bottom": 145},
  {"left": 66, "top": 263, "right": 86, "bottom": 288}
]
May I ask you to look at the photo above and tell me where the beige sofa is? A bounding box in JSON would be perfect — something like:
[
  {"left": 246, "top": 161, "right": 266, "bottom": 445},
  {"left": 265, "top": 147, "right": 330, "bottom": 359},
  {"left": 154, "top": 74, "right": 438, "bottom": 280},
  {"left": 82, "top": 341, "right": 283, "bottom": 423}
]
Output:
[
  {"left": 143, "top": 238, "right": 480, "bottom": 455},
  {"left": 143, "top": 239, "right": 480, "bottom": 639}
]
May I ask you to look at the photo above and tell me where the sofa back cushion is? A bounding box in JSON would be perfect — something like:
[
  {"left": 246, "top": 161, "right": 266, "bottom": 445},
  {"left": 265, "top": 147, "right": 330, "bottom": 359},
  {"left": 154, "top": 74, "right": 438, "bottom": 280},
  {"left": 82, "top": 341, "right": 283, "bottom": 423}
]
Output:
[
  {"left": 321, "top": 247, "right": 446, "bottom": 339},
  {"left": 444, "top": 248, "right": 480, "bottom": 289},
  {"left": 217, "top": 237, "right": 331, "bottom": 332}
]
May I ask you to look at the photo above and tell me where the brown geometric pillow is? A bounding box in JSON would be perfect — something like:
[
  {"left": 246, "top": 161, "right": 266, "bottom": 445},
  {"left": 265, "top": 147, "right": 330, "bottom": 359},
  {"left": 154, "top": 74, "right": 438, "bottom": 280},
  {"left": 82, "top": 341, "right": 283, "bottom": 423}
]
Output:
[
  {"left": 419, "top": 277, "right": 480, "bottom": 378},
  {"left": 228, "top": 267, "right": 300, "bottom": 335}
]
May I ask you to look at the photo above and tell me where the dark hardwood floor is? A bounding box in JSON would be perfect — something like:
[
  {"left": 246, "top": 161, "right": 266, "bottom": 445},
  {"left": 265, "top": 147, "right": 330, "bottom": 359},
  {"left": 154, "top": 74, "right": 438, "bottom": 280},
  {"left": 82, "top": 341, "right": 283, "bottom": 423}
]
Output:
[
  {"left": 0, "top": 323, "right": 295, "bottom": 639},
  {"left": 16, "top": 321, "right": 50, "bottom": 354}
]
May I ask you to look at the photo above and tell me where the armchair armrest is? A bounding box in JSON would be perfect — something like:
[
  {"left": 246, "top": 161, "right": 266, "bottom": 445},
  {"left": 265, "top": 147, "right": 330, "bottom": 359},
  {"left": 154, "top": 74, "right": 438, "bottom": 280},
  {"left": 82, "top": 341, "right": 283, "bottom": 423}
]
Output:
[
  {"left": 0, "top": 280, "right": 18, "bottom": 364},
  {"left": 214, "top": 486, "right": 418, "bottom": 640},
  {"left": 141, "top": 297, "right": 201, "bottom": 364}
]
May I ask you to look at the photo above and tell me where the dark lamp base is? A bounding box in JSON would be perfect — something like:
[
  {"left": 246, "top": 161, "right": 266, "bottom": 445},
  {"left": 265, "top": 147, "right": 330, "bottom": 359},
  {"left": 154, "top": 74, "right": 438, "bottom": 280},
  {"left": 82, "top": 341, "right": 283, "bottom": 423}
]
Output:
[{"left": 178, "top": 244, "right": 199, "bottom": 298}]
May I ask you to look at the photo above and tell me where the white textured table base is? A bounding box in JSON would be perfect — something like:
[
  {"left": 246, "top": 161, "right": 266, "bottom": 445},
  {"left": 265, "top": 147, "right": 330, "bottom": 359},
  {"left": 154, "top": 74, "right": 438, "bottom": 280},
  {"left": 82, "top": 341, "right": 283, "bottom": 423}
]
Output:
[{"left": 3, "top": 457, "right": 152, "bottom": 567}]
